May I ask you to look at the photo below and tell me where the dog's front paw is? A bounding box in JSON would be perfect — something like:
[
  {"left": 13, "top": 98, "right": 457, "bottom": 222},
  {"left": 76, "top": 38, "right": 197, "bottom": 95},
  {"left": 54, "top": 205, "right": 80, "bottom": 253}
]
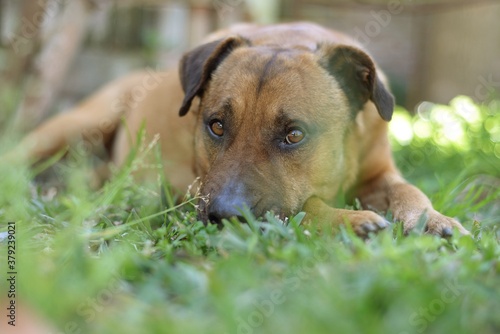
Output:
[
  {"left": 303, "top": 198, "right": 390, "bottom": 238},
  {"left": 404, "top": 210, "right": 470, "bottom": 237},
  {"left": 342, "top": 210, "right": 390, "bottom": 238}
]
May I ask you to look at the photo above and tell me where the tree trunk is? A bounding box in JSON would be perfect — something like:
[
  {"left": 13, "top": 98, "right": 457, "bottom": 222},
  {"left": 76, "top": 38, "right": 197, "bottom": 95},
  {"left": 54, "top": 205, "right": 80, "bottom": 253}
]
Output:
[
  {"left": 4, "top": 0, "right": 48, "bottom": 86},
  {"left": 13, "top": 0, "right": 95, "bottom": 131}
]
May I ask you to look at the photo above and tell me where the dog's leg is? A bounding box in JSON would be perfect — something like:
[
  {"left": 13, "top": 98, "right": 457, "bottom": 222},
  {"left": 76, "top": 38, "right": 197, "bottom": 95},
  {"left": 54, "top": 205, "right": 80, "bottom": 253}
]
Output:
[
  {"left": 355, "top": 171, "right": 470, "bottom": 236},
  {"left": 4, "top": 72, "right": 147, "bottom": 164},
  {"left": 303, "top": 196, "right": 390, "bottom": 238}
]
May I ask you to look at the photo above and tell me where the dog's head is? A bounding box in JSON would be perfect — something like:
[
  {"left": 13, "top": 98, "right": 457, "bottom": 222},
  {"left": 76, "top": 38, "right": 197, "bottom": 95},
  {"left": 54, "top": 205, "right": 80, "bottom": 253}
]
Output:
[{"left": 178, "top": 36, "right": 393, "bottom": 224}]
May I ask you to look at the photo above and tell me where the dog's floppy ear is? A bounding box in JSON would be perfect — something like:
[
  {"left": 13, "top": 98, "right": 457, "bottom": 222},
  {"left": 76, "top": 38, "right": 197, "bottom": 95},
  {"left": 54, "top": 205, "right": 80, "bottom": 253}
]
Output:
[
  {"left": 319, "top": 45, "right": 394, "bottom": 121},
  {"left": 178, "top": 36, "right": 246, "bottom": 116}
]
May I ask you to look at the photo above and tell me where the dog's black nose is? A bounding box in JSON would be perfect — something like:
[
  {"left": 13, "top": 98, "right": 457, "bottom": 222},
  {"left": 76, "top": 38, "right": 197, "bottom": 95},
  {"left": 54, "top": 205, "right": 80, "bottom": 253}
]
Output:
[{"left": 207, "top": 197, "right": 247, "bottom": 225}]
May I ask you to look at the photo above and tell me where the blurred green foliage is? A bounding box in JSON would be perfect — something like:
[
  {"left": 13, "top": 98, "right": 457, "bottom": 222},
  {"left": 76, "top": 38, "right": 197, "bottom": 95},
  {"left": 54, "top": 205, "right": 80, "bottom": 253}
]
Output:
[{"left": 390, "top": 96, "right": 499, "bottom": 183}]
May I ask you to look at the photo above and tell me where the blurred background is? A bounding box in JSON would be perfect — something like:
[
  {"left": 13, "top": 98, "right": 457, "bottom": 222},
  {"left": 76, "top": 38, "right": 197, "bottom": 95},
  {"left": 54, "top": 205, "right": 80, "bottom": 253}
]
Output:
[{"left": 0, "top": 0, "right": 499, "bottom": 131}]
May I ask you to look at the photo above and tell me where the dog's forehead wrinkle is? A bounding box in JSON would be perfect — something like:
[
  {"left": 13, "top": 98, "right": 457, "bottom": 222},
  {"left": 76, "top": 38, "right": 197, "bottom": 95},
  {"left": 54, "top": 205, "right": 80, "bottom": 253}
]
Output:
[
  {"left": 257, "top": 53, "right": 279, "bottom": 95},
  {"left": 253, "top": 51, "right": 309, "bottom": 96}
]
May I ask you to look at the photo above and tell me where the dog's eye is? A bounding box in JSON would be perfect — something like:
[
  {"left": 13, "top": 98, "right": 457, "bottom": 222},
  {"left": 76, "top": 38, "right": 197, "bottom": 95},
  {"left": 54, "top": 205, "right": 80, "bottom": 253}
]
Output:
[
  {"left": 285, "top": 129, "right": 305, "bottom": 145},
  {"left": 209, "top": 119, "right": 224, "bottom": 137}
]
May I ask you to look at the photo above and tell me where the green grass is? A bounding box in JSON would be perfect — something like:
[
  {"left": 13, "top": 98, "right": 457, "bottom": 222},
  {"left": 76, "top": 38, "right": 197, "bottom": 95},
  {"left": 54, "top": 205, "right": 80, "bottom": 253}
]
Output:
[{"left": 0, "top": 96, "right": 499, "bottom": 334}]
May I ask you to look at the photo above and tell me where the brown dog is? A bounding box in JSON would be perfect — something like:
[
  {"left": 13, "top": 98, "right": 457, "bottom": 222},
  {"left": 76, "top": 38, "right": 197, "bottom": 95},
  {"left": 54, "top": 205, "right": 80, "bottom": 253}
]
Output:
[{"left": 8, "top": 22, "right": 469, "bottom": 237}]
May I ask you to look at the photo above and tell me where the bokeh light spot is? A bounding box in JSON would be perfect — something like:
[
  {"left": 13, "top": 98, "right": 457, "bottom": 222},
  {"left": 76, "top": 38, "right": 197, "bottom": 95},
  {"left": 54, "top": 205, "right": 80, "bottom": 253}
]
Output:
[
  {"left": 389, "top": 111, "right": 414, "bottom": 146},
  {"left": 413, "top": 119, "right": 432, "bottom": 139}
]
